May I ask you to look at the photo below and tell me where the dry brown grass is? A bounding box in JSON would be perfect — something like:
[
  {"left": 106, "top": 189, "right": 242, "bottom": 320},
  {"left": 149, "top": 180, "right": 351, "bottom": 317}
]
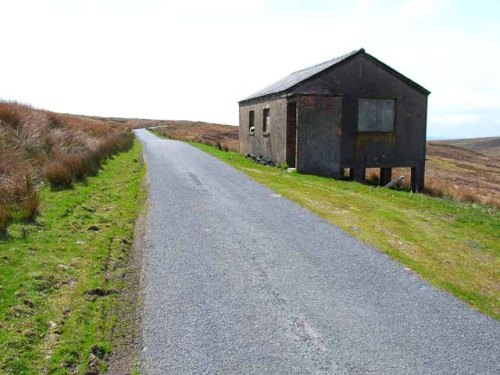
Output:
[
  {"left": 0, "top": 207, "right": 9, "bottom": 234},
  {"left": 0, "top": 101, "right": 134, "bottom": 232},
  {"left": 367, "top": 142, "right": 500, "bottom": 208},
  {"left": 433, "top": 137, "right": 500, "bottom": 159},
  {"left": 152, "top": 121, "right": 239, "bottom": 152}
]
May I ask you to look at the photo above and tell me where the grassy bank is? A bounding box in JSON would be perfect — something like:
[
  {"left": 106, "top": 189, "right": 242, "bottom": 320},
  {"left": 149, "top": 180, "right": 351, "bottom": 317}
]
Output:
[
  {"left": 0, "top": 101, "right": 135, "bottom": 234},
  {"left": 194, "top": 143, "right": 500, "bottom": 319},
  {"left": 0, "top": 141, "right": 144, "bottom": 374}
]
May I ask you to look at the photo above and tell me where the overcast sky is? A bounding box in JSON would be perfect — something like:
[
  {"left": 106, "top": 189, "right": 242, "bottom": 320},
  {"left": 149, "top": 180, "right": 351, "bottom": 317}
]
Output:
[{"left": 1, "top": 0, "right": 499, "bottom": 139}]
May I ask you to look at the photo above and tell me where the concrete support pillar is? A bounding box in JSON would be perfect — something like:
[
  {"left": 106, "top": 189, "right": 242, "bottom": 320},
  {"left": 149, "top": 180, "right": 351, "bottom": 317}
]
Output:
[
  {"left": 380, "top": 168, "right": 392, "bottom": 186},
  {"left": 411, "top": 163, "right": 425, "bottom": 192},
  {"left": 353, "top": 167, "right": 366, "bottom": 182}
]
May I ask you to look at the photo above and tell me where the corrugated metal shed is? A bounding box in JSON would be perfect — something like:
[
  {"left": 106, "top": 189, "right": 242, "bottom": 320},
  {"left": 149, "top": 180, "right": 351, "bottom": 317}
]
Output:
[{"left": 241, "top": 48, "right": 429, "bottom": 102}]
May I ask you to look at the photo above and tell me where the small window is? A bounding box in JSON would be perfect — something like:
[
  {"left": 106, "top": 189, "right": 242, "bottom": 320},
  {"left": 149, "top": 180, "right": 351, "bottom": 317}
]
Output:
[
  {"left": 248, "top": 110, "right": 255, "bottom": 135},
  {"left": 358, "top": 99, "right": 395, "bottom": 132},
  {"left": 263, "top": 108, "right": 270, "bottom": 133}
]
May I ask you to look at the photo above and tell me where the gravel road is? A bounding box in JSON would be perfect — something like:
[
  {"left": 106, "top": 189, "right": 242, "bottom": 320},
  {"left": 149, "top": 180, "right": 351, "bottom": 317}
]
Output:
[{"left": 135, "top": 129, "right": 499, "bottom": 374}]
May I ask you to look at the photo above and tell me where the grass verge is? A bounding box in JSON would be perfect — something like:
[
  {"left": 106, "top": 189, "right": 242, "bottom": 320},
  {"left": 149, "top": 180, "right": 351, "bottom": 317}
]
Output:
[
  {"left": 0, "top": 141, "right": 144, "bottom": 374},
  {"left": 193, "top": 143, "right": 500, "bottom": 319}
]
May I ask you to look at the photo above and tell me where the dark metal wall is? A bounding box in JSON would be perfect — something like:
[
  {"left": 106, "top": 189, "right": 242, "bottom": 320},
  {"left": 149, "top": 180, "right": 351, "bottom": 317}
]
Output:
[
  {"left": 295, "top": 96, "right": 343, "bottom": 177},
  {"left": 295, "top": 54, "right": 428, "bottom": 190},
  {"left": 239, "top": 54, "right": 428, "bottom": 191}
]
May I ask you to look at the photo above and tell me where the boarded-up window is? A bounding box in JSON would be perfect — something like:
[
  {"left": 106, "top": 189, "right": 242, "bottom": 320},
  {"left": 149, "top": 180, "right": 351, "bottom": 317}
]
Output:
[
  {"left": 358, "top": 99, "right": 395, "bottom": 132},
  {"left": 263, "top": 108, "right": 270, "bottom": 133}
]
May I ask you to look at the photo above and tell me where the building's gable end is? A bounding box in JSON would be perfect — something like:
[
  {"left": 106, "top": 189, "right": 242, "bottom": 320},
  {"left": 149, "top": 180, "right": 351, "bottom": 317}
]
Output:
[
  {"left": 362, "top": 53, "right": 430, "bottom": 95},
  {"left": 291, "top": 53, "right": 430, "bottom": 97}
]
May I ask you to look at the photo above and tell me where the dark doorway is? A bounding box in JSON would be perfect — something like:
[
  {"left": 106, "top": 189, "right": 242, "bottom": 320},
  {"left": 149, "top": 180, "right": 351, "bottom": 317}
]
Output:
[
  {"left": 286, "top": 102, "right": 297, "bottom": 167},
  {"left": 380, "top": 167, "right": 392, "bottom": 186}
]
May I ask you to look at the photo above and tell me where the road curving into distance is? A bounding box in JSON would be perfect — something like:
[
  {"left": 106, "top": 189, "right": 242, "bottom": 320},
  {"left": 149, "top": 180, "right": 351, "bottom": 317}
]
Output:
[{"left": 135, "top": 129, "right": 499, "bottom": 375}]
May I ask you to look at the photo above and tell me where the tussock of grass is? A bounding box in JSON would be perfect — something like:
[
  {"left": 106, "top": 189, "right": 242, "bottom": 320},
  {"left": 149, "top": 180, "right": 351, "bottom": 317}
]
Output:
[
  {"left": 0, "top": 141, "right": 144, "bottom": 373},
  {"left": 194, "top": 143, "right": 500, "bottom": 319},
  {"left": 0, "top": 101, "right": 134, "bottom": 232}
]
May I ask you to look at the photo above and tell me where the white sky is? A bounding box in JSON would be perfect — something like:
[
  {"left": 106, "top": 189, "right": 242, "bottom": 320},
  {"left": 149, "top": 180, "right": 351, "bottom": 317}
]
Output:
[{"left": 1, "top": 0, "right": 499, "bottom": 139}]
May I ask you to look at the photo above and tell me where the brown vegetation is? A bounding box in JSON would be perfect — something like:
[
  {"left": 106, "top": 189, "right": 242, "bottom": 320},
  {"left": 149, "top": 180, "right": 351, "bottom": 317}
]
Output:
[
  {"left": 367, "top": 142, "right": 500, "bottom": 207},
  {"left": 152, "top": 121, "right": 239, "bottom": 152},
  {"left": 426, "top": 142, "right": 499, "bottom": 207},
  {"left": 0, "top": 101, "right": 134, "bottom": 233},
  {"left": 150, "top": 122, "right": 499, "bottom": 208},
  {"left": 433, "top": 137, "right": 500, "bottom": 159}
]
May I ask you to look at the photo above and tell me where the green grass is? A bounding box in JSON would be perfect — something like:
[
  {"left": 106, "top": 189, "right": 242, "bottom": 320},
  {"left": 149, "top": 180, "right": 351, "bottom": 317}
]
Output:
[
  {"left": 193, "top": 143, "right": 500, "bottom": 319},
  {"left": 0, "top": 141, "right": 145, "bottom": 374}
]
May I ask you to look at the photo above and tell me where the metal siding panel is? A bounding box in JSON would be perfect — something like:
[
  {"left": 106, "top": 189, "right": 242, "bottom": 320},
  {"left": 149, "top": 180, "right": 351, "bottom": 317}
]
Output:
[{"left": 296, "top": 96, "right": 343, "bottom": 177}]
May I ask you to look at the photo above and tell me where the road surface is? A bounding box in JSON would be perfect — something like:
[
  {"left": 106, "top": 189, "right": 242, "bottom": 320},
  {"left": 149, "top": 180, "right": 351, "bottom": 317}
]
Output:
[{"left": 135, "top": 129, "right": 499, "bottom": 374}]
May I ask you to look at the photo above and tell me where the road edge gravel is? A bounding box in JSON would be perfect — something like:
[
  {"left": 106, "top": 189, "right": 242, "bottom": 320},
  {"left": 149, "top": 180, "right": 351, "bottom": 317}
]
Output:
[{"left": 106, "top": 149, "right": 149, "bottom": 375}]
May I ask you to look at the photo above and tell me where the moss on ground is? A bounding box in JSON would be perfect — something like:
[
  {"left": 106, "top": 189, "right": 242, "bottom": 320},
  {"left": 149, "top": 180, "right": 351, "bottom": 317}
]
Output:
[{"left": 0, "top": 141, "right": 144, "bottom": 374}]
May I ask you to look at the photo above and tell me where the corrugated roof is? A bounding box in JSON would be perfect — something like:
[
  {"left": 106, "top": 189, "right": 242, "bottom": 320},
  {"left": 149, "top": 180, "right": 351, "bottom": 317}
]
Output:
[{"left": 241, "top": 48, "right": 364, "bottom": 102}]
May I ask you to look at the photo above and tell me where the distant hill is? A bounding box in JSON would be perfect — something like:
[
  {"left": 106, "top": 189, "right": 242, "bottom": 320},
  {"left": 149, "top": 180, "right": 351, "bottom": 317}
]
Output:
[{"left": 432, "top": 137, "right": 500, "bottom": 159}]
